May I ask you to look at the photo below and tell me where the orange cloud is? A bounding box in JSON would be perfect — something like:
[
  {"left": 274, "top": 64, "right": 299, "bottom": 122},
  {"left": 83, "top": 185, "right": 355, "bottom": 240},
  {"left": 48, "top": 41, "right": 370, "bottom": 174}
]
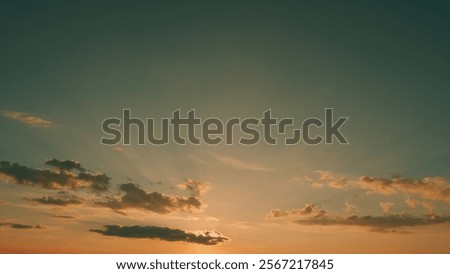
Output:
[
  {"left": 358, "top": 176, "right": 450, "bottom": 203},
  {"left": 311, "top": 170, "right": 349, "bottom": 189},
  {"left": 2, "top": 111, "right": 53, "bottom": 128},
  {"left": 379, "top": 201, "right": 395, "bottom": 214},
  {"left": 267, "top": 203, "right": 328, "bottom": 219},
  {"left": 177, "top": 179, "right": 211, "bottom": 196}
]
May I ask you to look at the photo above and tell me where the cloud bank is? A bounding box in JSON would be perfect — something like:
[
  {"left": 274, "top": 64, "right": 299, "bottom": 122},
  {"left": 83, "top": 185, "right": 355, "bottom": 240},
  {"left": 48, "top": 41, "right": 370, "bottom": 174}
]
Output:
[
  {"left": 295, "top": 214, "right": 450, "bottom": 229},
  {"left": 359, "top": 176, "right": 450, "bottom": 203}
]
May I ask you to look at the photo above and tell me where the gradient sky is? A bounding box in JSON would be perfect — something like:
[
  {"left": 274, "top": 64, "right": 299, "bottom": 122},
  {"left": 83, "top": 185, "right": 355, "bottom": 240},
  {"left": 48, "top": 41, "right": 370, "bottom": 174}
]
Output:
[{"left": 1, "top": 1, "right": 449, "bottom": 253}]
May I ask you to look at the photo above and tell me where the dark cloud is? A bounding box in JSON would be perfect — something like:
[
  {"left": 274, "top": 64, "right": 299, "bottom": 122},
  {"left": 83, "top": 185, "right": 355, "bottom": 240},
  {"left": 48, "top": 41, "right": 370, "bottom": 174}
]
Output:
[
  {"left": 45, "top": 159, "right": 85, "bottom": 172},
  {"left": 77, "top": 172, "right": 110, "bottom": 192},
  {"left": 30, "top": 196, "right": 83, "bottom": 206},
  {"left": 358, "top": 176, "right": 450, "bottom": 203},
  {"left": 295, "top": 214, "right": 450, "bottom": 228},
  {"left": 52, "top": 215, "right": 75, "bottom": 219},
  {"left": 0, "top": 223, "right": 44, "bottom": 229},
  {"left": 267, "top": 203, "right": 328, "bottom": 218},
  {"left": 0, "top": 160, "right": 110, "bottom": 192},
  {"left": 90, "top": 225, "right": 228, "bottom": 245},
  {"left": 97, "top": 183, "right": 203, "bottom": 214}
]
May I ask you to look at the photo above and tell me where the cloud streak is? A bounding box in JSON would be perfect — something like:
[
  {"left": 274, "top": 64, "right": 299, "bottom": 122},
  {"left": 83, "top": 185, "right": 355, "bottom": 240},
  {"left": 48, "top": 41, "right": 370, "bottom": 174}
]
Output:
[
  {"left": 214, "top": 155, "right": 272, "bottom": 171},
  {"left": 90, "top": 225, "right": 228, "bottom": 245},
  {"left": 0, "top": 222, "right": 44, "bottom": 229},
  {"left": 52, "top": 215, "right": 76, "bottom": 219},
  {"left": 2, "top": 111, "right": 53, "bottom": 128}
]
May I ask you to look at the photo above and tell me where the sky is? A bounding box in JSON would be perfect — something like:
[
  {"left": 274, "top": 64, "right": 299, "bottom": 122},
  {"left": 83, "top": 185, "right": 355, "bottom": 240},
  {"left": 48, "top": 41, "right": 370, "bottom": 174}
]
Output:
[{"left": 0, "top": 0, "right": 449, "bottom": 253}]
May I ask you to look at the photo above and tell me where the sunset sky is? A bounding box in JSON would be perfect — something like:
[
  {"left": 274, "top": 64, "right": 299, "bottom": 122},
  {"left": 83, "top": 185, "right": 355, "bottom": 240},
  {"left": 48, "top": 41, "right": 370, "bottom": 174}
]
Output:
[{"left": 1, "top": 1, "right": 449, "bottom": 253}]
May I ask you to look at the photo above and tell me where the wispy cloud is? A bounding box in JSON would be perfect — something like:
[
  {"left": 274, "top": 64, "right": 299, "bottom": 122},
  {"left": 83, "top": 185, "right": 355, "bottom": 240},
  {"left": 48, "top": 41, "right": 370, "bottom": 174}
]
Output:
[
  {"left": 213, "top": 155, "right": 272, "bottom": 171},
  {"left": 177, "top": 179, "right": 210, "bottom": 197},
  {"left": 2, "top": 111, "right": 53, "bottom": 128},
  {"left": 379, "top": 201, "right": 395, "bottom": 215},
  {"left": 90, "top": 225, "right": 228, "bottom": 245},
  {"left": 343, "top": 202, "right": 358, "bottom": 214}
]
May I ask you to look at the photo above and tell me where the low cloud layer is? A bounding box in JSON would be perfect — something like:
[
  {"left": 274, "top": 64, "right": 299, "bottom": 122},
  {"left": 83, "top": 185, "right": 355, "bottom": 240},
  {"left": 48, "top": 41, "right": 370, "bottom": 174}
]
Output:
[
  {"left": 90, "top": 225, "right": 228, "bottom": 245},
  {"left": 359, "top": 176, "right": 450, "bottom": 203},
  {"left": 2, "top": 111, "right": 53, "bottom": 128},
  {"left": 0, "top": 159, "right": 110, "bottom": 192},
  {"left": 97, "top": 183, "right": 203, "bottom": 214},
  {"left": 295, "top": 214, "right": 450, "bottom": 229},
  {"left": 309, "top": 171, "right": 450, "bottom": 205}
]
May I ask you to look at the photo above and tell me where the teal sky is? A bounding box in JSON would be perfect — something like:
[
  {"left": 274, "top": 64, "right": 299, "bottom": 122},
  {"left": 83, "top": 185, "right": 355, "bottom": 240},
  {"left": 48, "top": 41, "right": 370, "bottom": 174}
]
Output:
[{"left": 0, "top": 1, "right": 449, "bottom": 253}]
